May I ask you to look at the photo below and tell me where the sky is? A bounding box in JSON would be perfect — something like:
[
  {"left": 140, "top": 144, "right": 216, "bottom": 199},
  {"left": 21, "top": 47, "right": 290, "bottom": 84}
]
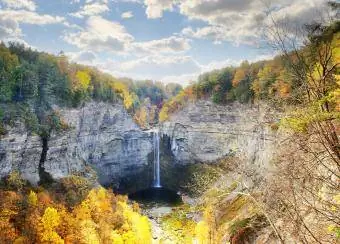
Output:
[{"left": 0, "top": 0, "right": 333, "bottom": 85}]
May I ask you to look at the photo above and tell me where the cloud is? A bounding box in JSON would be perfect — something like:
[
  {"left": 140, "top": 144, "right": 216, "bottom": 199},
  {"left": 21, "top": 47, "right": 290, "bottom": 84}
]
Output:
[
  {"left": 64, "top": 15, "right": 190, "bottom": 55},
  {"left": 63, "top": 16, "right": 134, "bottom": 53},
  {"left": 143, "top": 0, "right": 331, "bottom": 45},
  {"left": 121, "top": 11, "right": 134, "bottom": 19},
  {"left": 132, "top": 36, "right": 191, "bottom": 55},
  {"left": 0, "top": 16, "right": 21, "bottom": 39},
  {"left": 119, "top": 55, "right": 200, "bottom": 75},
  {"left": 144, "top": 0, "right": 175, "bottom": 19},
  {"left": 70, "top": 2, "right": 110, "bottom": 18},
  {"left": 67, "top": 50, "right": 98, "bottom": 64},
  {"left": 0, "top": 10, "right": 65, "bottom": 25},
  {"left": 95, "top": 54, "right": 243, "bottom": 85},
  {"left": 93, "top": 54, "right": 201, "bottom": 84},
  {"left": 0, "top": 0, "right": 36, "bottom": 11}
]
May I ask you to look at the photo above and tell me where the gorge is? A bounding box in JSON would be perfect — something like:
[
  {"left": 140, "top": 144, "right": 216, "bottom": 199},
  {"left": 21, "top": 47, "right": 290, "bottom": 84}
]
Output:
[{"left": 0, "top": 11, "right": 338, "bottom": 243}]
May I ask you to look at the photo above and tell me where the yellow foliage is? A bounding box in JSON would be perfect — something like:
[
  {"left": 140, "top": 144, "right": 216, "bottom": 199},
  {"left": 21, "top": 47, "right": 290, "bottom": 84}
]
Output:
[
  {"left": 332, "top": 33, "right": 340, "bottom": 64},
  {"left": 41, "top": 207, "right": 60, "bottom": 230},
  {"left": 1, "top": 186, "right": 152, "bottom": 244},
  {"left": 7, "top": 171, "right": 25, "bottom": 190},
  {"left": 79, "top": 219, "right": 100, "bottom": 244},
  {"left": 112, "top": 82, "right": 137, "bottom": 110},
  {"left": 195, "top": 221, "right": 209, "bottom": 244},
  {"left": 72, "top": 70, "right": 91, "bottom": 92},
  {"left": 40, "top": 207, "right": 64, "bottom": 243},
  {"left": 121, "top": 230, "right": 137, "bottom": 243},
  {"left": 41, "top": 230, "right": 64, "bottom": 244},
  {"left": 233, "top": 68, "right": 246, "bottom": 87},
  {"left": 134, "top": 106, "right": 148, "bottom": 128},
  {"left": 159, "top": 86, "right": 196, "bottom": 122},
  {"left": 27, "top": 191, "right": 38, "bottom": 207},
  {"left": 120, "top": 201, "right": 152, "bottom": 243},
  {"left": 111, "top": 231, "right": 124, "bottom": 244},
  {"left": 159, "top": 106, "right": 169, "bottom": 122}
]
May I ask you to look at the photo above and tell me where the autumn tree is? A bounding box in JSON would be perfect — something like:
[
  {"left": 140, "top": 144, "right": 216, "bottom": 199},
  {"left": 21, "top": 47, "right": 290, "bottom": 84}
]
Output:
[
  {"left": 39, "top": 207, "right": 64, "bottom": 243},
  {"left": 232, "top": 61, "right": 250, "bottom": 87}
]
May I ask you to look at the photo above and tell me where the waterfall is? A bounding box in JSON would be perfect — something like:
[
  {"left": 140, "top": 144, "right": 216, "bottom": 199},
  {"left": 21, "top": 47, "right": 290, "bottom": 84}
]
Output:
[{"left": 153, "top": 129, "right": 161, "bottom": 188}]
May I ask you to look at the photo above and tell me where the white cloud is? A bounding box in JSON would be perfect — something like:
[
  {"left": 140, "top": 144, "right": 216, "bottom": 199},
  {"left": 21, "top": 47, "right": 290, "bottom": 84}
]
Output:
[
  {"left": 90, "top": 54, "right": 201, "bottom": 84},
  {"left": 0, "top": 10, "right": 65, "bottom": 25},
  {"left": 144, "top": 0, "right": 175, "bottom": 19},
  {"left": 121, "top": 11, "right": 134, "bottom": 19},
  {"left": 64, "top": 15, "right": 190, "bottom": 55},
  {"left": 3, "top": 37, "right": 33, "bottom": 48},
  {"left": 119, "top": 55, "right": 200, "bottom": 74},
  {"left": 132, "top": 36, "right": 191, "bottom": 54},
  {"left": 94, "top": 54, "right": 243, "bottom": 85},
  {"left": 64, "top": 16, "right": 134, "bottom": 53},
  {"left": 144, "top": 0, "right": 331, "bottom": 45},
  {"left": 0, "top": 0, "right": 36, "bottom": 11},
  {"left": 70, "top": 2, "right": 109, "bottom": 18},
  {"left": 67, "top": 50, "right": 98, "bottom": 64}
]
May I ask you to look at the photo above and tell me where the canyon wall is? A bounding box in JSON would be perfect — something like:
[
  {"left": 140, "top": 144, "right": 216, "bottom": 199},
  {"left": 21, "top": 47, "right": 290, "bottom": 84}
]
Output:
[
  {"left": 0, "top": 102, "right": 153, "bottom": 188},
  {"left": 160, "top": 100, "right": 281, "bottom": 184},
  {"left": 0, "top": 100, "right": 282, "bottom": 192}
]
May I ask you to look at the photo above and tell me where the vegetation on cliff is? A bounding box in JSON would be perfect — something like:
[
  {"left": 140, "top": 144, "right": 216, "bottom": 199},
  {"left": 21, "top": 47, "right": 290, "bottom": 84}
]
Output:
[
  {"left": 160, "top": 21, "right": 339, "bottom": 124},
  {"left": 0, "top": 43, "right": 182, "bottom": 135}
]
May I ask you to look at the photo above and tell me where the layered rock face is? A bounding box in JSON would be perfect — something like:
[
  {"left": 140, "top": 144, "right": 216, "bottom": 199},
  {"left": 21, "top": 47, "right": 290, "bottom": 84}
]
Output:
[
  {"left": 0, "top": 102, "right": 153, "bottom": 187},
  {"left": 0, "top": 99, "right": 281, "bottom": 191},
  {"left": 161, "top": 100, "right": 280, "bottom": 173}
]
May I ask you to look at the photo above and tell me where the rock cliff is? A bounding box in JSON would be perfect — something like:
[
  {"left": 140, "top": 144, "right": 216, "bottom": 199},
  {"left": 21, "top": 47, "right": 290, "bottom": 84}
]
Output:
[
  {"left": 161, "top": 100, "right": 281, "bottom": 181},
  {"left": 0, "top": 100, "right": 281, "bottom": 192},
  {"left": 0, "top": 102, "right": 153, "bottom": 188},
  {"left": 160, "top": 100, "right": 284, "bottom": 242}
]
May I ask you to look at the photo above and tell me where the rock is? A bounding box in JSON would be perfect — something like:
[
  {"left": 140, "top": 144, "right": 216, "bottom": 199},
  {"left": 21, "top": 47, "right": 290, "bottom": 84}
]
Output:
[
  {"left": 0, "top": 102, "right": 153, "bottom": 187},
  {"left": 161, "top": 100, "right": 281, "bottom": 181},
  {"left": 0, "top": 100, "right": 281, "bottom": 191}
]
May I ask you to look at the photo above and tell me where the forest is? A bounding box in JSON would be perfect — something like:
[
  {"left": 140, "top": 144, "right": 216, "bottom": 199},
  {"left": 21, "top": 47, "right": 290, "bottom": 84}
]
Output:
[{"left": 0, "top": 42, "right": 182, "bottom": 136}]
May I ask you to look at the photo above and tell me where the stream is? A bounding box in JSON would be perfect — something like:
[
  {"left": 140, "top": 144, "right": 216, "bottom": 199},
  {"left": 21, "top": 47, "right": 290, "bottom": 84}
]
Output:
[{"left": 129, "top": 187, "right": 183, "bottom": 243}]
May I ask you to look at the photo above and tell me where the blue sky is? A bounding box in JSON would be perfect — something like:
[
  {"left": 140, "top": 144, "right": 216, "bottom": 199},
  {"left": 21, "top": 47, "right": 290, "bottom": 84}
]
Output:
[{"left": 0, "top": 0, "right": 331, "bottom": 84}]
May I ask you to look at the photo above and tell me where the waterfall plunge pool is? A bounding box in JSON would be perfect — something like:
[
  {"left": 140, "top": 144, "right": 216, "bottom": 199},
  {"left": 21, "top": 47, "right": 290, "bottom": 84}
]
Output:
[
  {"left": 128, "top": 129, "right": 182, "bottom": 207},
  {"left": 128, "top": 187, "right": 182, "bottom": 207}
]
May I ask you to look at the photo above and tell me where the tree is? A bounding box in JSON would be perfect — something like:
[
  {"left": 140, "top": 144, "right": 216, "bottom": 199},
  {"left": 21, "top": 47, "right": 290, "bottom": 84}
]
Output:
[
  {"left": 39, "top": 207, "right": 64, "bottom": 244},
  {"left": 252, "top": 64, "right": 277, "bottom": 99},
  {"left": 27, "top": 191, "right": 38, "bottom": 207},
  {"left": 0, "top": 43, "right": 19, "bottom": 102},
  {"left": 75, "top": 70, "right": 91, "bottom": 91},
  {"left": 232, "top": 61, "right": 250, "bottom": 87}
]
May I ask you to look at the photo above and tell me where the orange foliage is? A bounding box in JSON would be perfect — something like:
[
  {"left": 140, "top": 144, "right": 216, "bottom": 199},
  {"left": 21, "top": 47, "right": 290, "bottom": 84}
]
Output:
[
  {"left": 159, "top": 86, "right": 197, "bottom": 122},
  {"left": 0, "top": 186, "right": 151, "bottom": 243}
]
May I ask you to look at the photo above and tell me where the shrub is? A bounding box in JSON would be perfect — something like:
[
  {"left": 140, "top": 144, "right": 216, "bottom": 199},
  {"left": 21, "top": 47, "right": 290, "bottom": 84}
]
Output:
[
  {"left": 6, "top": 171, "right": 26, "bottom": 191},
  {"left": 60, "top": 175, "right": 92, "bottom": 206}
]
